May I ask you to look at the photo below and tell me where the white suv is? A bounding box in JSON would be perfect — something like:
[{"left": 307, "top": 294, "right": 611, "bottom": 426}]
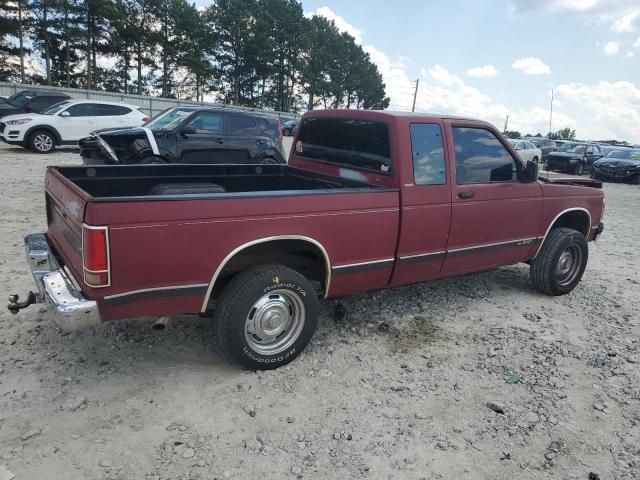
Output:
[{"left": 0, "top": 99, "right": 148, "bottom": 153}]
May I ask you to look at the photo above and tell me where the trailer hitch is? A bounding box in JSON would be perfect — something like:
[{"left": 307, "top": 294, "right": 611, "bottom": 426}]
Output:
[{"left": 7, "top": 292, "right": 37, "bottom": 314}]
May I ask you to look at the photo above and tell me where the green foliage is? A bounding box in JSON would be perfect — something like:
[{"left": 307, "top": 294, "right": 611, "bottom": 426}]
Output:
[
  {"left": 504, "top": 130, "right": 521, "bottom": 139},
  {"left": 548, "top": 127, "right": 577, "bottom": 140},
  {"left": 0, "top": 0, "right": 389, "bottom": 112}
]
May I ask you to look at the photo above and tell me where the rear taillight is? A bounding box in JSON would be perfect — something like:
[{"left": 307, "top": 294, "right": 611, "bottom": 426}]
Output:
[{"left": 82, "top": 225, "right": 110, "bottom": 287}]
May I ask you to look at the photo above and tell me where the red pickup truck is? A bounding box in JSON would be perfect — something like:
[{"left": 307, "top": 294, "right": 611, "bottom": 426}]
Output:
[{"left": 9, "top": 110, "right": 605, "bottom": 369}]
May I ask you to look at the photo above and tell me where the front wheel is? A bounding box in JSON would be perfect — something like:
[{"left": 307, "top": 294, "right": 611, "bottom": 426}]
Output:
[
  {"left": 573, "top": 163, "right": 584, "bottom": 176},
  {"left": 28, "top": 130, "right": 55, "bottom": 154},
  {"left": 530, "top": 228, "right": 588, "bottom": 296},
  {"left": 214, "top": 264, "right": 318, "bottom": 370}
]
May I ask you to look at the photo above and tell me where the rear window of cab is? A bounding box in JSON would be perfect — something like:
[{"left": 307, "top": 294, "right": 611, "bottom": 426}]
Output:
[{"left": 297, "top": 117, "right": 392, "bottom": 174}]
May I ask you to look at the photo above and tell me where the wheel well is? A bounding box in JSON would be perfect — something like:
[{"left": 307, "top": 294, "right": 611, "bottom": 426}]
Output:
[
  {"left": 26, "top": 126, "right": 61, "bottom": 145},
  {"left": 209, "top": 239, "right": 329, "bottom": 302},
  {"left": 548, "top": 210, "right": 590, "bottom": 237}
]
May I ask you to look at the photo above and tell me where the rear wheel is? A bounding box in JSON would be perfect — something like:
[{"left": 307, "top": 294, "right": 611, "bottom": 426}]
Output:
[
  {"left": 28, "top": 130, "right": 55, "bottom": 154},
  {"left": 214, "top": 264, "right": 318, "bottom": 370},
  {"left": 573, "top": 163, "right": 584, "bottom": 176},
  {"left": 530, "top": 228, "right": 588, "bottom": 296}
]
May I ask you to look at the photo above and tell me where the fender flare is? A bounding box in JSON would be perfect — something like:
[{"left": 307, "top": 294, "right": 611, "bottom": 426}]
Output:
[
  {"left": 533, "top": 207, "right": 592, "bottom": 259},
  {"left": 24, "top": 125, "right": 63, "bottom": 145},
  {"left": 200, "top": 235, "right": 332, "bottom": 312}
]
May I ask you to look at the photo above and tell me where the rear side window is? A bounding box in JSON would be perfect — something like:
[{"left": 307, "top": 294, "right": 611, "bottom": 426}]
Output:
[
  {"left": 95, "top": 104, "right": 132, "bottom": 116},
  {"left": 298, "top": 117, "right": 391, "bottom": 173},
  {"left": 453, "top": 127, "right": 517, "bottom": 184},
  {"left": 227, "top": 115, "right": 257, "bottom": 135},
  {"left": 410, "top": 123, "right": 445, "bottom": 185},
  {"left": 26, "top": 96, "right": 56, "bottom": 112}
]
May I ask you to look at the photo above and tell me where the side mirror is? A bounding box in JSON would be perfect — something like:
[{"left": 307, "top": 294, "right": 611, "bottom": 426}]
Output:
[
  {"left": 60, "top": 111, "right": 70, "bottom": 117},
  {"left": 181, "top": 126, "right": 196, "bottom": 136},
  {"left": 521, "top": 160, "right": 539, "bottom": 183}
]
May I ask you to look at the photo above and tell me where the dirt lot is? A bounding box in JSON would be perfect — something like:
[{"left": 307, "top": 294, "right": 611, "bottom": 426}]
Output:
[{"left": 0, "top": 141, "right": 638, "bottom": 480}]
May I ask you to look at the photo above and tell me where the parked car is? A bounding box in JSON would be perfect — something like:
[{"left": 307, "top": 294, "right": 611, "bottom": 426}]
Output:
[
  {"left": 281, "top": 119, "right": 298, "bottom": 136},
  {"left": 78, "top": 106, "right": 286, "bottom": 165},
  {"left": 545, "top": 142, "right": 604, "bottom": 175},
  {"left": 590, "top": 149, "right": 640, "bottom": 184},
  {"left": 508, "top": 139, "right": 542, "bottom": 163},
  {"left": 0, "top": 90, "right": 70, "bottom": 118},
  {"left": 0, "top": 99, "right": 148, "bottom": 153},
  {"left": 525, "top": 137, "right": 556, "bottom": 161},
  {"left": 8, "top": 110, "right": 605, "bottom": 369}
]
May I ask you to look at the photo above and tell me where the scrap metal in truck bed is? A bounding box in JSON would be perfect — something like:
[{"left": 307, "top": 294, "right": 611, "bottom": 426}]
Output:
[{"left": 9, "top": 110, "right": 605, "bottom": 369}]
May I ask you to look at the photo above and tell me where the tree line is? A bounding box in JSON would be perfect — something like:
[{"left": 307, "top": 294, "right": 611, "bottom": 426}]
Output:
[
  {"left": 0, "top": 0, "right": 390, "bottom": 112},
  {"left": 504, "top": 128, "right": 577, "bottom": 140}
]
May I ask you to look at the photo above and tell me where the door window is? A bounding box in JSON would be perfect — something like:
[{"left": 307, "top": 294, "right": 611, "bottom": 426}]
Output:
[
  {"left": 26, "top": 96, "right": 55, "bottom": 112},
  {"left": 186, "top": 112, "right": 223, "bottom": 134},
  {"left": 65, "top": 103, "right": 96, "bottom": 117},
  {"left": 453, "top": 127, "right": 518, "bottom": 184},
  {"left": 409, "top": 123, "right": 445, "bottom": 185},
  {"left": 227, "top": 115, "right": 257, "bottom": 135}
]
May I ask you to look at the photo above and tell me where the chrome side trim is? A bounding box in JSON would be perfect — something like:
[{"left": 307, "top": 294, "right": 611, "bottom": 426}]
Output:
[
  {"left": 141, "top": 127, "right": 160, "bottom": 155},
  {"left": 399, "top": 250, "right": 445, "bottom": 260},
  {"left": 533, "top": 207, "right": 592, "bottom": 259},
  {"left": 447, "top": 237, "right": 538, "bottom": 255},
  {"left": 104, "top": 283, "right": 209, "bottom": 300},
  {"left": 331, "top": 258, "right": 395, "bottom": 274},
  {"left": 200, "top": 235, "right": 332, "bottom": 312},
  {"left": 398, "top": 251, "right": 446, "bottom": 265}
]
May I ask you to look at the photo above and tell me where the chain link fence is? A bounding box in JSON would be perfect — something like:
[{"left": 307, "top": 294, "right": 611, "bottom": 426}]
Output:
[{"left": 0, "top": 82, "right": 301, "bottom": 122}]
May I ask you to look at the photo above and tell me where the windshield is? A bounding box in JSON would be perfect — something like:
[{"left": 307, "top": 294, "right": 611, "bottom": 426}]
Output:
[
  {"left": 41, "top": 101, "right": 71, "bottom": 115},
  {"left": 146, "top": 108, "right": 194, "bottom": 130},
  {"left": 606, "top": 149, "right": 640, "bottom": 161},
  {"left": 558, "top": 143, "right": 587, "bottom": 154},
  {"left": 7, "top": 91, "right": 33, "bottom": 107}
]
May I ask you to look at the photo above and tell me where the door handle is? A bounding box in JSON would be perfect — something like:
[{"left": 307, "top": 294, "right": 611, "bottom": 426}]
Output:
[
  {"left": 458, "top": 191, "right": 475, "bottom": 199},
  {"left": 214, "top": 138, "right": 225, "bottom": 144}
]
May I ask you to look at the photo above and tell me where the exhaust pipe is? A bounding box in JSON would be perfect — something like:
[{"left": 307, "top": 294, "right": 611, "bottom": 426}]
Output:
[{"left": 152, "top": 316, "right": 170, "bottom": 331}]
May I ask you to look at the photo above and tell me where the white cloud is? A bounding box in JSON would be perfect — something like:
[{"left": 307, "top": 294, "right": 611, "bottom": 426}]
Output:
[
  {"left": 603, "top": 41, "right": 620, "bottom": 55},
  {"left": 512, "top": 57, "right": 551, "bottom": 75},
  {"left": 510, "top": 1, "right": 640, "bottom": 33},
  {"left": 304, "top": 6, "right": 363, "bottom": 44},
  {"left": 611, "top": 11, "right": 640, "bottom": 32},
  {"left": 634, "top": 37, "right": 640, "bottom": 48},
  {"left": 625, "top": 51, "right": 635, "bottom": 58},
  {"left": 466, "top": 65, "right": 499, "bottom": 78}
]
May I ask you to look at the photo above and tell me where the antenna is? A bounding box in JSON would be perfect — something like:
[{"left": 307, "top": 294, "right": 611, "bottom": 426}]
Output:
[{"left": 411, "top": 79, "right": 419, "bottom": 112}]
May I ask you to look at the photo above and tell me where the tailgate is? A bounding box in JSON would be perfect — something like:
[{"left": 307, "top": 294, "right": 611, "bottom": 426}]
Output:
[{"left": 44, "top": 167, "right": 90, "bottom": 286}]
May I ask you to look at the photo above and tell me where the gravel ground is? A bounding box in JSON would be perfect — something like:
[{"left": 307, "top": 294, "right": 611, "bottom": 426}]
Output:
[{"left": 0, "top": 140, "right": 638, "bottom": 480}]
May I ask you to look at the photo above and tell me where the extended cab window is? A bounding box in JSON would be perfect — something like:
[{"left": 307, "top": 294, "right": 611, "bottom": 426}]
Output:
[
  {"left": 453, "top": 127, "right": 517, "bottom": 184},
  {"left": 298, "top": 117, "right": 391, "bottom": 173},
  {"left": 410, "top": 123, "right": 445, "bottom": 185}
]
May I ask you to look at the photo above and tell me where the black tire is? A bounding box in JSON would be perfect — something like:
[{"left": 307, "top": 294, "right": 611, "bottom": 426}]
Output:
[
  {"left": 543, "top": 164, "right": 550, "bottom": 171},
  {"left": 530, "top": 228, "right": 588, "bottom": 296},
  {"left": 28, "top": 130, "right": 55, "bottom": 154},
  {"left": 573, "top": 163, "right": 584, "bottom": 176},
  {"left": 532, "top": 157, "right": 539, "bottom": 164},
  {"left": 214, "top": 264, "right": 318, "bottom": 370}
]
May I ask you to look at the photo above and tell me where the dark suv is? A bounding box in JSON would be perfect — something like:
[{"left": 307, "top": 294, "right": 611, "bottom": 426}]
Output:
[
  {"left": 80, "top": 106, "right": 286, "bottom": 165},
  {"left": 545, "top": 142, "right": 604, "bottom": 176},
  {"left": 525, "top": 137, "right": 556, "bottom": 161},
  {"left": 0, "top": 90, "right": 71, "bottom": 118}
]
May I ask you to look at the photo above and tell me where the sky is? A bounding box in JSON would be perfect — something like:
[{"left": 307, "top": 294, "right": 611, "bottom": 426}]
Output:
[{"left": 194, "top": 0, "right": 640, "bottom": 142}]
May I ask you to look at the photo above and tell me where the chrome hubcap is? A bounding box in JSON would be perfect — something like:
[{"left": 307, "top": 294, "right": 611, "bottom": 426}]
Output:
[
  {"left": 556, "top": 244, "right": 582, "bottom": 286},
  {"left": 34, "top": 134, "right": 53, "bottom": 152},
  {"left": 245, "top": 289, "right": 305, "bottom": 355}
]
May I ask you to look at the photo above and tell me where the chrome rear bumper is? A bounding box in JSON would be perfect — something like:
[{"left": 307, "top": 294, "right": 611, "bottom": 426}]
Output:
[{"left": 23, "top": 233, "right": 102, "bottom": 332}]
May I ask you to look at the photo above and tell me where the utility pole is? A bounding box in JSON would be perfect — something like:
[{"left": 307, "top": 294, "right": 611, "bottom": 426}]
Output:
[
  {"left": 549, "top": 88, "right": 554, "bottom": 138},
  {"left": 503, "top": 115, "right": 509, "bottom": 134},
  {"left": 411, "top": 78, "right": 419, "bottom": 112}
]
